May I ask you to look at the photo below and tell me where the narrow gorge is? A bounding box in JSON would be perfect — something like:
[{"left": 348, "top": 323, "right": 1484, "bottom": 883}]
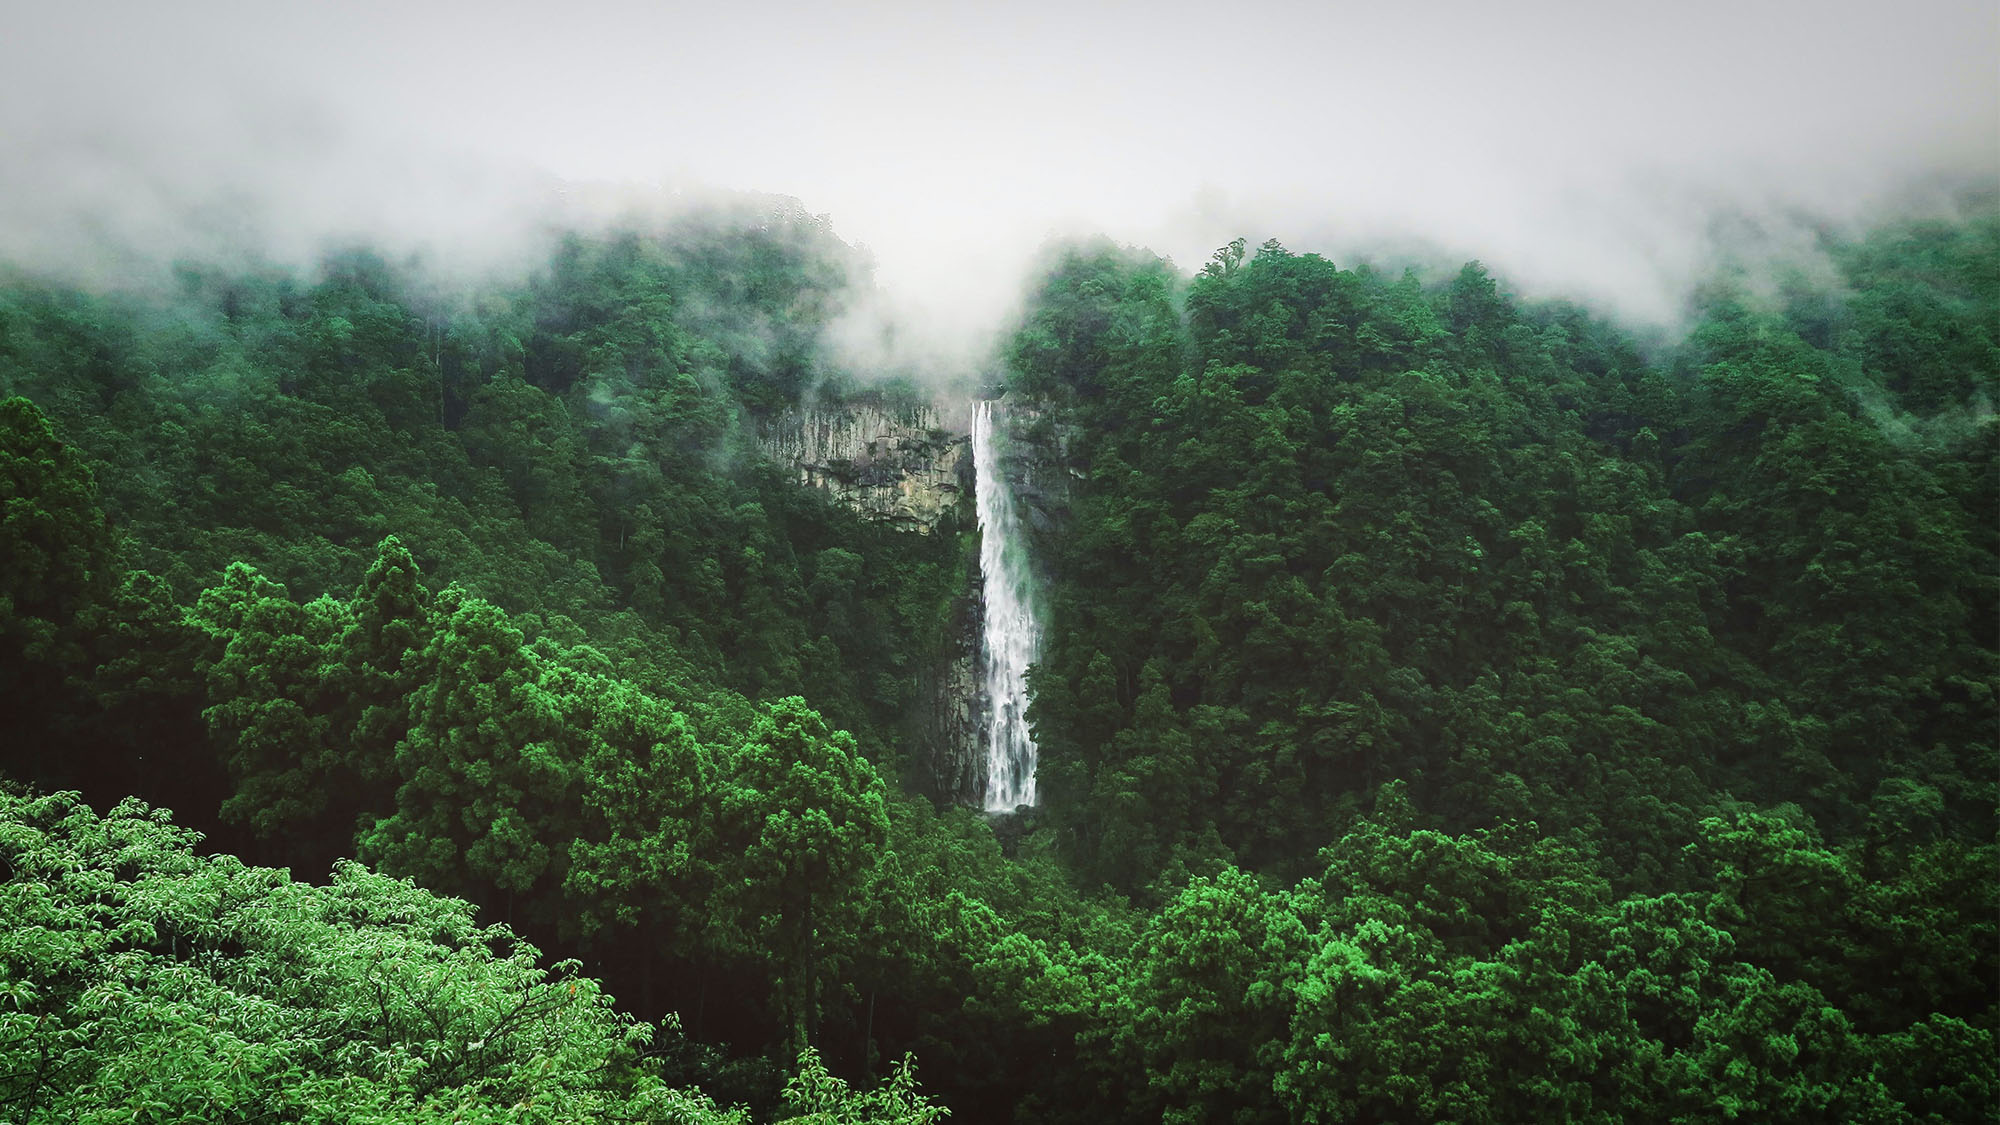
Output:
[{"left": 758, "top": 393, "right": 1059, "bottom": 811}]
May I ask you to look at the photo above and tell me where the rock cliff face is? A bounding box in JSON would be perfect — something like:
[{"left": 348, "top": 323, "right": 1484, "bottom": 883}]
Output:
[
  {"left": 918, "top": 559, "right": 986, "bottom": 803},
  {"left": 995, "top": 402, "right": 1080, "bottom": 537},
  {"left": 757, "top": 399, "right": 972, "bottom": 534}
]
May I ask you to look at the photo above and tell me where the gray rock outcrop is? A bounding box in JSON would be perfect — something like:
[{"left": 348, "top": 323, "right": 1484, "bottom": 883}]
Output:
[{"left": 757, "top": 398, "right": 971, "bottom": 534}]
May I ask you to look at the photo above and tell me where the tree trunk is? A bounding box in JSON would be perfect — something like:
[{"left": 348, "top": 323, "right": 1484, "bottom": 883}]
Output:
[
  {"left": 797, "top": 867, "right": 815, "bottom": 1056},
  {"left": 864, "top": 988, "right": 876, "bottom": 1081},
  {"left": 641, "top": 920, "right": 656, "bottom": 1018}
]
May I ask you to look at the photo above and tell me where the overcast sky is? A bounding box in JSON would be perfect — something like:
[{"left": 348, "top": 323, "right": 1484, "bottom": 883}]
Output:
[{"left": 2, "top": 0, "right": 1995, "bottom": 353}]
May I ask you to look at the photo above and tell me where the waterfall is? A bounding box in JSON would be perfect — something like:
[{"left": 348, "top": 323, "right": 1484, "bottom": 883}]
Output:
[{"left": 972, "top": 398, "right": 1039, "bottom": 811}]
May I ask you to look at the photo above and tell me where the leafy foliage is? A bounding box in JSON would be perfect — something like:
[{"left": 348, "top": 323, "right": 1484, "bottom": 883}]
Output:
[
  {"left": 0, "top": 200, "right": 1995, "bottom": 1123},
  {"left": 0, "top": 790, "right": 738, "bottom": 1122}
]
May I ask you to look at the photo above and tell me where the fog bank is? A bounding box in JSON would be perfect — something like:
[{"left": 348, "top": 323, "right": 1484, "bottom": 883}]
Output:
[{"left": 4, "top": 0, "right": 1994, "bottom": 362}]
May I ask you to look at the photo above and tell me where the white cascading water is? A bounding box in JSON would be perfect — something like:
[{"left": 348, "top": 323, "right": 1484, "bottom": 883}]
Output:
[{"left": 972, "top": 399, "right": 1039, "bottom": 811}]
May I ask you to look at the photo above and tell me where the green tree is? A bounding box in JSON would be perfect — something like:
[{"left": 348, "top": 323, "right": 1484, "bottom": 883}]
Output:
[
  {"left": 0, "top": 396, "right": 114, "bottom": 790},
  {"left": 360, "top": 588, "right": 581, "bottom": 914},
  {"left": 564, "top": 680, "right": 723, "bottom": 1015},
  {"left": 715, "top": 698, "right": 890, "bottom": 1054},
  {"left": 1111, "top": 867, "right": 1307, "bottom": 1123}
]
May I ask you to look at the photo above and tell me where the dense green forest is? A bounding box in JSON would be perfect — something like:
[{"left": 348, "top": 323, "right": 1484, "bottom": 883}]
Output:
[{"left": 2, "top": 197, "right": 1994, "bottom": 1122}]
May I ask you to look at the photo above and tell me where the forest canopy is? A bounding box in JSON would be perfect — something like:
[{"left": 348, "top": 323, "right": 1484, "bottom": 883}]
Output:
[{"left": 1, "top": 198, "right": 1995, "bottom": 1122}]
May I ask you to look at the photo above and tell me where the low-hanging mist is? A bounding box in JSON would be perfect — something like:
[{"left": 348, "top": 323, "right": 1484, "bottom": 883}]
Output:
[{"left": 4, "top": 0, "right": 1995, "bottom": 358}]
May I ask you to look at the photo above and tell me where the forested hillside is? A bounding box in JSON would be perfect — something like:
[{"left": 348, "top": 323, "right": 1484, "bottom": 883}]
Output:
[
  {"left": 1016, "top": 227, "right": 1996, "bottom": 891},
  {"left": 1, "top": 199, "right": 1994, "bottom": 1122}
]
